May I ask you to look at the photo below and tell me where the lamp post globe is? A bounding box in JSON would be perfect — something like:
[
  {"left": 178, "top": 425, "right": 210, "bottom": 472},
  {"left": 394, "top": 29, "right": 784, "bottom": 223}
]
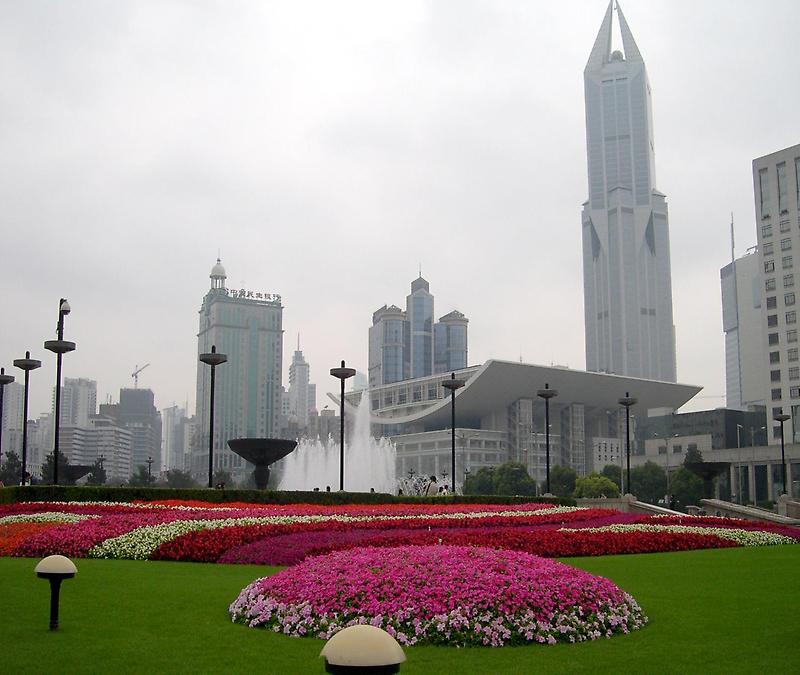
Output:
[
  {"left": 44, "top": 298, "right": 76, "bottom": 485},
  {"left": 773, "top": 412, "right": 790, "bottom": 497},
  {"left": 199, "top": 345, "right": 228, "bottom": 489},
  {"left": 13, "top": 352, "right": 42, "bottom": 485},
  {"left": 536, "top": 383, "right": 558, "bottom": 495},
  {"left": 330, "top": 360, "right": 356, "bottom": 491},
  {"left": 0, "top": 368, "right": 15, "bottom": 461},
  {"left": 618, "top": 392, "right": 637, "bottom": 496},
  {"left": 441, "top": 372, "right": 465, "bottom": 494}
]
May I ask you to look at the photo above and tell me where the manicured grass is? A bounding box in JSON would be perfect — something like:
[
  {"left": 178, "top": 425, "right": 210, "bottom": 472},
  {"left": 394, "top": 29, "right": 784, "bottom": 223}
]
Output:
[{"left": 4, "top": 547, "right": 798, "bottom": 674}]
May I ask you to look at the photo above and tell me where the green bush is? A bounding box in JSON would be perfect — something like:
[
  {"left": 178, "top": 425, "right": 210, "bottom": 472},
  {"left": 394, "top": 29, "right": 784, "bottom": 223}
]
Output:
[
  {"left": 0, "top": 484, "right": 576, "bottom": 507},
  {"left": 573, "top": 473, "right": 621, "bottom": 498}
]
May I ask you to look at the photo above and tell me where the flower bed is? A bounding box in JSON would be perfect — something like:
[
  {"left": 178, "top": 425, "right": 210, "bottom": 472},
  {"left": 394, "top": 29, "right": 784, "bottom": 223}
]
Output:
[
  {"left": 230, "top": 545, "right": 648, "bottom": 646},
  {"left": 1, "top": 500, "right": 797, "bottom": 562}
]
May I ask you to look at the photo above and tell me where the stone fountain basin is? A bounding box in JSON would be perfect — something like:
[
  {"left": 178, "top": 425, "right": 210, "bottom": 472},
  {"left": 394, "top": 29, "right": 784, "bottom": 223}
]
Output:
[{"left": 227, "top": 438, "right": 297, "bottom": 466}]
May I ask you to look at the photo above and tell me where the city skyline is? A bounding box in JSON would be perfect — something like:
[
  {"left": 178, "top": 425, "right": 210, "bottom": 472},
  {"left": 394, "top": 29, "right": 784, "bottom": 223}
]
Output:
[{"left": 1, "top": 1, "right": 799, "bottom": 419}]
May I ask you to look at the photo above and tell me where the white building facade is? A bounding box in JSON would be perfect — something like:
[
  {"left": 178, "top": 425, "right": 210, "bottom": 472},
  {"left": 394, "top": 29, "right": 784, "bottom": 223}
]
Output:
[
  {"left": 753, "top": 143, "right": 800, "bottom": 444},
  {"left": 581, "top": 2, "right": 677, "bottom": 382}
]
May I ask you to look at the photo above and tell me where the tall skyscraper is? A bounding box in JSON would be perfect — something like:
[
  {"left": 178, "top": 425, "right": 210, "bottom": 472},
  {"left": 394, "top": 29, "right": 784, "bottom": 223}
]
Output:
[
  {"left": 54, "top": 378, "right": 97, "bottom": 427},
  {"left": 369, "top": 276, "right": 469, "bottom": 387},
  {"left": 720, "top": 247, "right": 766, "bottom": 410},
  {"left": 753, "top": 143, "right": 800, "bottom": 443},
  {"left": 194, "top": 259, "right": 283, "bottom": 480},
  {"left": 0, "top": 382, "right": 24, "bottom": 456},
  {"left": 101, "top": 388, "right": 162, "bottom": 473},
  {"left": 288, "top": 342, "right": 312, "bottom": 429},
  {"left": 161, "top": 404, "right": 189, "bottom": 471},
  {"left": 581, "top": 2, "right": 676, "bottom": 382}
]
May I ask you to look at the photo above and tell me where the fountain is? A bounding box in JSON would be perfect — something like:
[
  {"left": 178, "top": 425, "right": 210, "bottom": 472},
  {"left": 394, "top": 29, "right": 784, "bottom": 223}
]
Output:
[
  {"left": 276, "top": 392, "right": 396, "bottom": 493},
  {"left": 227, "top": 438, "right": 298, "bottom": 490}
]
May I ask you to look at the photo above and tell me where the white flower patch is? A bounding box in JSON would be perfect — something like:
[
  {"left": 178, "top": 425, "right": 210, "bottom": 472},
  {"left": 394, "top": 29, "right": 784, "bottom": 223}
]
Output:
[{"left": 0, "top": 512, "right": 99, "bottom": 525}]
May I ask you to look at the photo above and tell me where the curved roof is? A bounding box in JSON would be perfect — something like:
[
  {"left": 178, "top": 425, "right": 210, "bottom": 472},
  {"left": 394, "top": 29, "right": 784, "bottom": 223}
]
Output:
[{"left": 330, "top": 359, "right": 702, "bottom": 427}]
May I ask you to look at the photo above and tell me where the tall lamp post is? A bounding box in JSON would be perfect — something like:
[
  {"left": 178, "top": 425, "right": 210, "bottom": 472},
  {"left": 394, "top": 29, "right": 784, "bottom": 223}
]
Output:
[
  {"left": 330, "top": 360, "right": 356, "bottom": 491},
  {"left": 536, "top": 383, "right": 558, "bottom": 495},
  {"left": 13, "top": 351, "right": 41, "bottom": 485},
  {"left": 44, "top": 298, "right": 75, "bottom": 485},
  {"left": 0, "top": 368, "right": 15, "bottom": 459},
  {"left": 618, "top": 392, "right": 637, "bottom": 496},
  {"left": 774, "top": 412, "right": 790, "bottom": 497},
  {"left": 736, "top": 423, "right": 744, "bottom": 504},
  {"left": 442, "top": 372, "right": 465, "bottom": 494},
  {"left": 199, "top": 345, "right": 227, "bottom": 489}
]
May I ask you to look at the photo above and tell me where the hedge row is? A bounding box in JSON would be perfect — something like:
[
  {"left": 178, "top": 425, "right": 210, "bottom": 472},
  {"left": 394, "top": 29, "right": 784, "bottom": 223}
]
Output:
[{"left": 0, "top": 485, "right": 576, "bottom": 507}]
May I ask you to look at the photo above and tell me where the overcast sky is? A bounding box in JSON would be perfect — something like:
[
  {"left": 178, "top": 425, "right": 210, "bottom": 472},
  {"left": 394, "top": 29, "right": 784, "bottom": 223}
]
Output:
[{"left": 1, "top": 0, "right": 798, "bottom": 419}]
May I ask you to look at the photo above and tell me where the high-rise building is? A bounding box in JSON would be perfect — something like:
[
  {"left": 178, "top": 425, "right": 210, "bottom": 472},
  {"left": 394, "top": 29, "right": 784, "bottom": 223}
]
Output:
[
  {"left": 581, "top": 2, "right": 676, "bottom": 382},
  {"left": 0, "top": 382, "right": 24, "bottom": 456},
  {"left": 161, "top": 405, "right": 190, "bottom": 471},
  {"left": 288, "top": 343, "right": 312, "bottom": 429},
  {"left": 369, "top": 277, "right": 468, "bottom": 387},
  {"left": 101, "top": 389, "right": 162, "bottom": 474},
  {"left": 753, "top": 143, "right": 800, "bottom": 443},
  {"left": 194, "top": 259, "right": 283, "bottom": 480},
  {"left": 54, "top": 378, "right": 97, "bottom": 427},
  {"left": 720, "top": 246, "right": 767, "bottom": 410}
]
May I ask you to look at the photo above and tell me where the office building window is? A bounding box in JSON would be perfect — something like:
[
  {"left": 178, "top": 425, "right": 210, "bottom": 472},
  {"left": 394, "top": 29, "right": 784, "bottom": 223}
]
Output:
[
  {"left": 792, "top": 386, "right": 800, "bottom": 398},
  {"left": 789, "top": 348, "right": 799, "bottom": 362},
  {"left": 766, "top": 278, "right": 777, "bottom": 291},
  {"left": 784, "top": 275, "right": 794, "bottom": 288},
  {"left": 772, "top": 388, "right": 783, "bottom": 401},
  {"left": 781, "top": 220, "right": 791, "bottom": 233},
  {"left": 763, "top": 242, "right": 774, "bottom": 255},
  {"left": 765, "top": 260, "right": 775, "bottom": 273},
  {"left": 771, "top": 369, "right": 781, "bottom": 382},
  {"left": 789, "top": 329, "right": 798, "bottom": 343},
  {"left": 759, "top": 168, "right": 770, "bottom": 218},
  {"left": 768, "top": 314, "right": 778, "bottom": 327},
  {"left": 790, "top": 367, "right": 800, "bottom": 381},
  {"left": 787, "top": 292, "right": 797, "bottom": 305},
  {"left": 777, "top": 162, "right": 788, "bottom": 213},
  {"left": 767, "top": 296, "right": 777, "bottom": 309},
  {"left": 782, "top": 238, "right": 793, "bottom": 251},
  {"left": 788, "top": 311, "right": 797, "bottom": 324},
  {"left": 769, "top": 332, "right": 779, "bottom": 345},
  {"left": 770, "top": 351, "right": 781, "bottom": 364},
  {"left": 783, "top": 255, "right": 793, "bottom": 269},
  {"left": 762, "top": 223, "right": 773, "bottom": 237}
]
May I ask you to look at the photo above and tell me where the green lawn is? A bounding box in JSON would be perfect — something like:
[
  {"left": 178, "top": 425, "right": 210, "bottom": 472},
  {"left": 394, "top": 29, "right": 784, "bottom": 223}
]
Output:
[{"left": 3, "top": 546, "right": 798, "bottom": 674}]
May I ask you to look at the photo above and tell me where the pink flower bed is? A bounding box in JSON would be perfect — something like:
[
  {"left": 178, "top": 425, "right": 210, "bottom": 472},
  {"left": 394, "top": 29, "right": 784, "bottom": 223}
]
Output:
[{"left": 230, "top": 545, "right": 648, "bottom": 646}]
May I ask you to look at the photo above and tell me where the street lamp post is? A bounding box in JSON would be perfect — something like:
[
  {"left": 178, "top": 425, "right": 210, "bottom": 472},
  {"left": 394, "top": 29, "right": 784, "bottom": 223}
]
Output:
[
  {"left": 618, "top": 392, "right": 637, "bottom": 496},
  {"left": 13, "top": 352, "right": 41, "bottom": 485},
  {"left": 736, "top": 423, "right": 744, "bottom": 504},
  {"left": 44, "top": 298, "right": 75, "bottom": 485},
  {"left": 0, "top": 368, "right": 15, "bottom": 460},
  {"left": 330, "top": 360, "right": 356, "bottom": 491},
  {"left": 199, "top": 345, "right": 227, "bottom": 489},
  {"left": 774, "top": 412, "right": 790, "bottom": 497},
  {"left": 146, "top": 456, "right": 154, "bottom": 483},
  {"left": 442, "top": 372, "right": 465, "bottom": 494},
  {"left": 536, "top": 383, "right": 558, "bottom": 495}
]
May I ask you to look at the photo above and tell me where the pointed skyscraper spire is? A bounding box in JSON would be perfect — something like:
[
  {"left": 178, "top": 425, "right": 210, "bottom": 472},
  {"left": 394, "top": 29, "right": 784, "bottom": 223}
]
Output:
[
  {"left": 585, "top": 1, "right": 613, "bottom": 71},
  {"left": 616, "top": 2, "right": 643, "bottom": 63}
]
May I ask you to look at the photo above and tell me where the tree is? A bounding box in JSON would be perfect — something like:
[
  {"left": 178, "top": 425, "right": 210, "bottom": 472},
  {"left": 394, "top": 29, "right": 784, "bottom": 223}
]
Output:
[
  {"left": 128, "top": 465, "right": 155, "bottom": 487},
  {"left": 549, "top": 465, "right": 577, "bottom": 497},
  {"left": 41, "top": 452, "right": 70, "bottom": 484},
  {"left": 493, "top": 462, "right": 537, "bottom": 496},
  {"left": 86, "top": 458, "right": 107, "bottom": 485},
  {"left": 600, "top": 464, "right": 622, "bottom": 490},
  {"left": 0, "top": 451, "right": 23, "bottom": 485},
  {"left": 213, "top": 470, "right": 233, "bottom": 488},
  {"left": 670, "top": 467, "right": 704, "bottom": 512},
  {"left": 683, "top": 446, "right": 704, "bottom": 466},
  {"left": 463, "top": 467, "right": 496, "bottom": 495},
  {"left": 163, "top": 469, "right": 198, "bottom": 488},
  {"left": 573, "top": 473, "right": 620, "bottom": 498},
  {"left": 630, "top": 461, "right": 667, "bottom": 504}
]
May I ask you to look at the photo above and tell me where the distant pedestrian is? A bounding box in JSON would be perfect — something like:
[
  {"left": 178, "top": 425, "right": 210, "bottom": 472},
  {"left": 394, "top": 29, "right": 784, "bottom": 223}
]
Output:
[{"left": 425, "top": 476, "right": 438, "bottom": 496}]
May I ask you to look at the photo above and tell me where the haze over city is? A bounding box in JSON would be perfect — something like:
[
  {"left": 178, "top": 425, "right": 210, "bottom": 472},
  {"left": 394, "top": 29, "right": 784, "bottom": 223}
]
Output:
[{"left": 2, "top": 0, "right": 799, "bottom": 418}]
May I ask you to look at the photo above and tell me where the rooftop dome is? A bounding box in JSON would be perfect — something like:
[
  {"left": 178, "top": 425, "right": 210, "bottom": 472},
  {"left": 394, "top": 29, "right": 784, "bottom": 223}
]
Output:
[
  {"left": 210, "top": 258, "right": 226, "bottom": 279},
  {"left": 610, "top": 49, "right": 624, "bottom": 62}
]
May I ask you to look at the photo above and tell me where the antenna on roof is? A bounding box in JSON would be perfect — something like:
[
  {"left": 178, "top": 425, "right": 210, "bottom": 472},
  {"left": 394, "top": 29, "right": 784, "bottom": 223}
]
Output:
[{"left": 730, "top": 212, "right": 735, "bottom": 263}]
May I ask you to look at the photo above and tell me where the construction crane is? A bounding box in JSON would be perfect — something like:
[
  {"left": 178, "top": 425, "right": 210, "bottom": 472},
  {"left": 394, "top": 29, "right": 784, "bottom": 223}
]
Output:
[{"left": 132, "top": 363, "right": 150, "bottom": 388}]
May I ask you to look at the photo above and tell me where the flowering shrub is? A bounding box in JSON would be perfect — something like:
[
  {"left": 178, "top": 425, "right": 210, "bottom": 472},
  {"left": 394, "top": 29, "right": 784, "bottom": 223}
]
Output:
[
  {"left": 0, "top": 522, "right": 63, "bottom": 556},
  {"left": 230, "top": 545, "right": 648, "bottom": 646},
  {"left": 569, "top": 524, "right": 798, "bottom": 547}
]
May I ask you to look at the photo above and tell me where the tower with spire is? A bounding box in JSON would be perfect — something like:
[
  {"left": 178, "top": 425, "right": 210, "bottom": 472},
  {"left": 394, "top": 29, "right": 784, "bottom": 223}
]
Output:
[{"left": 581, "top": 1, "right": 677, "bottom": 382}]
